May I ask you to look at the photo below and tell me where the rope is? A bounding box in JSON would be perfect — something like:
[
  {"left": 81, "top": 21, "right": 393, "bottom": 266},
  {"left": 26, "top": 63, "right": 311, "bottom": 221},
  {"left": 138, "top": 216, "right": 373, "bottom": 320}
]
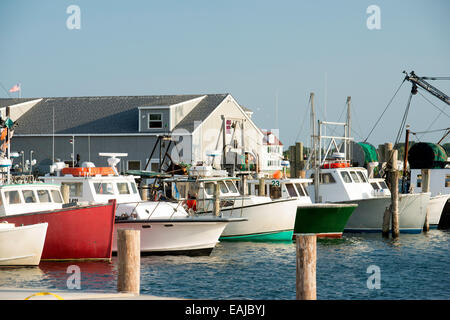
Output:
[
  {"left": 364, "top": 79, "right": 406, "bottom": 142},
  {"left": 25, "top": 292, "right": 64, "bottom": 300},
  {"left": 394, "top": 91, "right": 413, "bottom": 147}
]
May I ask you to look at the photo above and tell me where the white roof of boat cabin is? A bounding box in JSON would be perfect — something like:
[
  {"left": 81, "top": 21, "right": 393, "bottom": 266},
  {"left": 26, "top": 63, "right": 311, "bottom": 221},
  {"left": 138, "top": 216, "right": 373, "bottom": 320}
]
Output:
[
  {"left": 163, "top": 176, "right": 239, "bottom": 182},
  {"left": 248, "top": 178, "right": 313, "bottom": 183},
  {"left": 41, "top": 174, "right": 138, "bottom": 181},
  {"left": 0, "top": 183, "right": 61, "bottom": 189}
]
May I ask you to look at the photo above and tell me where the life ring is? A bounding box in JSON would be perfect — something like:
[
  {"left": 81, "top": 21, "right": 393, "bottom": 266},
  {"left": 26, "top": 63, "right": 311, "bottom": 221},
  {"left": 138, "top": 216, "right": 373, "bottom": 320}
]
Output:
[
  {"left": 61, "top": 167, "right": 115, "bottom": 176},
  {"left": 322, "top": 162, "right": 349, "bottom": 169}
]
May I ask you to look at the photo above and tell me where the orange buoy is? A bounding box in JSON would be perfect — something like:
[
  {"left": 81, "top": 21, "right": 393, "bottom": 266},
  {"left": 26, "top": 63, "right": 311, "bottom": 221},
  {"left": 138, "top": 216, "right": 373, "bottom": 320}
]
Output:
[{"left": 273, "top": 170, "right": 282, "bottom": 179}]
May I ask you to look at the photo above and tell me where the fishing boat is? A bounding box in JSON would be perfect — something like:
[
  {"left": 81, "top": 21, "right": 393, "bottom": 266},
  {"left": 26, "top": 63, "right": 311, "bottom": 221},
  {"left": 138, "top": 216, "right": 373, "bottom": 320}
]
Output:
[
  {"left": 41, "top": 154, "right": 241, "bottom": 256},
  {"left": 246, "top": 176, "right": 357, "bottom": 238},
  {"left": 410, "top": 168, "right": 450, "bottom": 227},
  {"left": 152, "top": 165, "right": 300, "bottom": 241},
  {"left": 0, "top": 222, "right": 48, "bottom": 266},
  {"left": 0, "top": 115, "right": 117, "bottom": 261},
  {"left": 305, "top": 97, "right": 429, "bottom": 233},
  {"left": 0, "top": 186, "right": 117, "bottom": 261}
]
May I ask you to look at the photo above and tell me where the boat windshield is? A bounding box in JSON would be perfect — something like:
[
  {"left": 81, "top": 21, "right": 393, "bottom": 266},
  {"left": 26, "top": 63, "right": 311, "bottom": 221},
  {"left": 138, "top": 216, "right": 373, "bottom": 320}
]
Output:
[
  {"left": 219, "top": 181, "right": 229, "bottom": 194},
  {"left": 204, "top": 182, "right": 215, "bottom": 196},
  {"left": 285, "top": 183, "right": 298, "bottom": 197},
  {"left": 130, "top": 182, "right": 138, "bottom": 194},
  {"left": 295, "top": 183, "right": 306, "bottom": 197},
  {"left": 350, "top": 171, "right": 360, "bottom": 183},
  {"left": 37, "top": 190, "right": 52, "bottom": 203},
  {"left": 357, "top": 171, "right": 368, "bottom": 183},
  {"left": 371, "top": 182, "right": 380, "bottom": 190},
  {"left": 51, "top": 190, "right": 63, "bottom": 203},
  {"left": 93, "top": 182, "right": 115, "bottom": 195},
  {"left": 340, "top": 171, "right": 352, "bottom": 183},
  {"left": 22, "top": 190, "right": 37, "bottom": 203},
  {"left": 62, "top": 182, "right": 83, "bottom": 197},
  {"left": 225, "top": 181, "right": 238, "bottom": 193},
  {"left": 117, "top": 182, "right": 130, "bottom": 195},
  {"left": 5, "top": 190, "right": 21, "bottom": 204},
  {"left": 379, "top": 181, "right": 388, "bottom": 189}
]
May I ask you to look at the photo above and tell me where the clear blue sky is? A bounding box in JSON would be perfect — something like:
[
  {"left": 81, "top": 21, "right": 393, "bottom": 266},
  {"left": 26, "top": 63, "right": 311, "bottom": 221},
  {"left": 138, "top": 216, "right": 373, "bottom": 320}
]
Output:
[{"left": 1, "top": 0, "right": 449, "bottom": 148}]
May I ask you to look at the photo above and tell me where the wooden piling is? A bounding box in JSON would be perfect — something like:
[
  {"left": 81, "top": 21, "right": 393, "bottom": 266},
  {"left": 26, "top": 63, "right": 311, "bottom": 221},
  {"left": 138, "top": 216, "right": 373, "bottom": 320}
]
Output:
[
  {"left": 388, "top": 149, "right": 399, "bottom": 238},
  {"left": 296, "top": 234, "right": 316, "bottom": 300},
  {"left": 258, "top": 178, "right": 265, "bottom": 196},
  {"left": 140, "top": 183, "right": 148, "bottom": 201},
  {"left": 213, "top": 182, "right": 221, "bottom": 217},
  {"left": 61, "top": 184, "right": 70, "bottom": 204},
  {"left": 382, "top": 205, "right": 391, "bottom": 238},
  {"left": 421, "top": 169, "right": 431, "bottom": 232},
  {"left": 117, "top": 229, "right": 140, "bottom": 295}
]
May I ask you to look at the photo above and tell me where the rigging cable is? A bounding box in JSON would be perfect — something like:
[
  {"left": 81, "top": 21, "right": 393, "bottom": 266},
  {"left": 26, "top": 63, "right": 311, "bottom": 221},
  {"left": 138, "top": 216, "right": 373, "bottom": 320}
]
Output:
[
  {"left": 363, "top": 79, "right": 406, "bottom": 143},
  {"left": 394, "top": 91, "right": 413, "bottom": 147}
]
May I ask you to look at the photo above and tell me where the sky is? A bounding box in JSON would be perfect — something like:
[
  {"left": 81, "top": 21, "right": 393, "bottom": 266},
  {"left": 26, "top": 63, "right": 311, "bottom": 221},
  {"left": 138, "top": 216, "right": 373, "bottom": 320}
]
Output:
[{"left": 1, "top": 0, "right": 449, "bottom": 149}]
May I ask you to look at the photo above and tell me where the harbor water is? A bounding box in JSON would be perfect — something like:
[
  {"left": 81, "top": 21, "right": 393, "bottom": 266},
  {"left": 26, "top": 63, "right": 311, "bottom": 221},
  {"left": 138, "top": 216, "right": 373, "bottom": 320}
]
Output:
[{"left": 0, "top": 230, "right": 449, "bottom": 300}]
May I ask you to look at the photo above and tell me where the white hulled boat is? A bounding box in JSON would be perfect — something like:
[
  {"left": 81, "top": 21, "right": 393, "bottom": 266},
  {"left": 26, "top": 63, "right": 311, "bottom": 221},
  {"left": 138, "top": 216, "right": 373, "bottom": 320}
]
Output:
[
  {"left": 0, "top": 222, "right": 48, "bottom": 266},
  {"left": 410, "top": 168, "right": 450, "bottom": 227},
  {"left": 41, "top": 154, "right": 240, "bottom": 256},
  {"left": 305, "top": 99, "right": 429, "bottom": 233},
  {"left": 157, "top": 166, "right": 299, "bottom": 241}
]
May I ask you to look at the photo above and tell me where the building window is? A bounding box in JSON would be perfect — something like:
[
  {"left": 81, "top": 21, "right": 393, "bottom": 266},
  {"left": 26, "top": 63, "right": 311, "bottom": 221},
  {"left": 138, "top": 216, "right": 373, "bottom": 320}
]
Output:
[
  {"left": 128, "top": 160, "right": 141, "bottom": 171},
  {"left": 148, "top": 113, "right": 163, "bottom": 129}
]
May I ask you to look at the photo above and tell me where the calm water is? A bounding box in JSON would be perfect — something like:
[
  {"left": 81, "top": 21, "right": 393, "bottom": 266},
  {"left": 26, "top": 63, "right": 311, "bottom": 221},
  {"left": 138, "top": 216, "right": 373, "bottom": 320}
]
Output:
[{"left": 1, "top": 230, "right": 449, "bottom": 300}]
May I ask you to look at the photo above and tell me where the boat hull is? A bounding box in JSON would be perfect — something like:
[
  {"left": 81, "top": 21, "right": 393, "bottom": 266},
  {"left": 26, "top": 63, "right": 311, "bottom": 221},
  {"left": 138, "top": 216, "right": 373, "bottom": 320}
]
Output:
[
  {"left": 0, "top": 201, "right": 116, "bottom": 261},
  {"left": 427, "top": 194, "right": 450, "bottom": 227},
  {"left": 341, "top": 193, "right": 430, "bottom": 233},
  {"left": 217, "top": 198, "right": 298, "bottom": 241},
  {"left": 112, "top": 218, "right": 233, "bottom": 256},
  {"left": 0, "top": 223, "right": 48, "bottom": 266},
  {"left": 294, "top": 203, "right": 357, "bottom": 238}
]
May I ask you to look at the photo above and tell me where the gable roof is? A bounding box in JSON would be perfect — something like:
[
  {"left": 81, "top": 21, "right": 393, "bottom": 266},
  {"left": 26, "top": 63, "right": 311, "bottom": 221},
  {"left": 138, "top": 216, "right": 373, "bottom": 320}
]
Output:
[{"left": 2, "top": 94, "right": 229, "bottom": 135}]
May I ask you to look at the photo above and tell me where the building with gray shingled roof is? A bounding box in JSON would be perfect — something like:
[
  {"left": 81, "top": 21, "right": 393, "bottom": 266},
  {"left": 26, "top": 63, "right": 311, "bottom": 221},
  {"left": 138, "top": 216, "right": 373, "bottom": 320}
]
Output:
[{"left": 0, "top": 94, "right": 264, "bottom": 175}]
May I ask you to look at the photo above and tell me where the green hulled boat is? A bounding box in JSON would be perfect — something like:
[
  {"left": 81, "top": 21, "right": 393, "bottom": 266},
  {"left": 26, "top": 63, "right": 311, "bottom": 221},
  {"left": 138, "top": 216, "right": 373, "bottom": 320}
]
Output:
[{"left": 294, "top": 203, "right": 357, "bottom": 238}]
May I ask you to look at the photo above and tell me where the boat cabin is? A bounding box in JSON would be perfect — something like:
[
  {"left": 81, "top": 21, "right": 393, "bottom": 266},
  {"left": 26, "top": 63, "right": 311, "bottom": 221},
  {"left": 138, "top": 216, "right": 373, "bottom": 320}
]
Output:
[
  {"left": 410, "top": 168, "right": 450, "bottom": 196},
  {"left": 41, "top": 174, "right": 141, "bottom": 204},
  {"left": 0, "top": 183, "right": 64, "bottom": 216},
  {"left": 306, "top": 167, "right": 383, "bottom": 202},
  {"left": 246, "top": 178, "right": 312, "bottom": 204}
]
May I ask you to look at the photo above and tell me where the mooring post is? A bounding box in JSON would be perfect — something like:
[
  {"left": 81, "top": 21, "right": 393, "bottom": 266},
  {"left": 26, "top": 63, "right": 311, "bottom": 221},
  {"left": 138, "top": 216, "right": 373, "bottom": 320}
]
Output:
[
  {"left": 61, "top": 184, "right": 70, "bottom": 204},
  {"left": 421, "top": 169, "right": 431, "bottom": 232},
  {"left": 389, "top": 149, "right": 399, "bottom": 238},
  {"left": 240, "top": 174, "right": 248, "bottom": 196},
  {"left": 296, "top": 234, "right": 317, "bottom": 300},
  {"left": 140, "top": 182, "right": 148, "bottom": 201},
  {"left": 258, "top": 178, "right": 265, "bottom": 196},
  {"left": 382, "top": 205, "right": 391, "bottom": 238},
  {"left": 117, "top": 229, "right": 140, "bottom": 295},
  {"left": 213, "top": 182, "right": 221, "bottom": 216}
]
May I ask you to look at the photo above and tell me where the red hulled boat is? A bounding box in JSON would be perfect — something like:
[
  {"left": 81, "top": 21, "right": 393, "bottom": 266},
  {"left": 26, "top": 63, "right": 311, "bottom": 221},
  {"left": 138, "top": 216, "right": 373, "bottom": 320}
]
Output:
[{"left": 0, "top": 183, "right": 116, "bottom": 261}]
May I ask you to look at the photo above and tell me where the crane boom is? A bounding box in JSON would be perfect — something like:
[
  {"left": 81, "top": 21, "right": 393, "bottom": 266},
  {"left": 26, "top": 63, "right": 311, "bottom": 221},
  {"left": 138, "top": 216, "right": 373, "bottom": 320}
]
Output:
[{"left": 403, "top": 71, "right": 449, "bottom": 105}]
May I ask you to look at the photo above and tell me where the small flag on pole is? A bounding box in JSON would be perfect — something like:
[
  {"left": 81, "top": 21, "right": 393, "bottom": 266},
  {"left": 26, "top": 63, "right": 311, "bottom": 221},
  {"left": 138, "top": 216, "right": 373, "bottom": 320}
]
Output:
[{"left": 9, "top": 83, "right": 21, "bottom": 93}]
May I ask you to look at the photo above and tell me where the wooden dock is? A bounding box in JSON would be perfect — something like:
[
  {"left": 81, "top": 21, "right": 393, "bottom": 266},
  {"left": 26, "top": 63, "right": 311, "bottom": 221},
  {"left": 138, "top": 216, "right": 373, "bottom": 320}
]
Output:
[{"left": 0, "top": 286, "right": 181, "bottom": 300}]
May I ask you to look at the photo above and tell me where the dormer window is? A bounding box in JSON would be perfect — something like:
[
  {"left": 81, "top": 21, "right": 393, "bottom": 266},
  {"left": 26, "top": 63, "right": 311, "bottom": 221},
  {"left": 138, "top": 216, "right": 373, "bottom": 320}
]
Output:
[{"left": 148, "top": 113, "right": 163, "bottom": 129}]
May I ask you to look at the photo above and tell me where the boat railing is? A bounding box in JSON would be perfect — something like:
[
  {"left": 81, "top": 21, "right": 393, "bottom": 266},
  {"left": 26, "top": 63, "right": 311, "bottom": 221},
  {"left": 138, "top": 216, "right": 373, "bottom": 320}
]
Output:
[{"left": 115, "top": 199, "right": 187, "bottom": 220}]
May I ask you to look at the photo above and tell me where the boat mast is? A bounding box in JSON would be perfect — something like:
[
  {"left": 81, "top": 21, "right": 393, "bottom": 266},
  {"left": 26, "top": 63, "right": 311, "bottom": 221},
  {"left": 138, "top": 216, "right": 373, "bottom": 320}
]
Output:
[
  {"left": 310, "top": 93, "right": 320, "bottom": 203},
  {"left": 346, "top": 96, "right": 351, "bottom": 163}
]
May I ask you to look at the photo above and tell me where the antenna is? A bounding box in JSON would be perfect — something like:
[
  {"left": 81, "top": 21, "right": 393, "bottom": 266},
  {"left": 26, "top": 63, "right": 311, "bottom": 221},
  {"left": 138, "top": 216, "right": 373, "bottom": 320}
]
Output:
[{"left": 99, "top": 153, "right": 128, "bottom": 175}]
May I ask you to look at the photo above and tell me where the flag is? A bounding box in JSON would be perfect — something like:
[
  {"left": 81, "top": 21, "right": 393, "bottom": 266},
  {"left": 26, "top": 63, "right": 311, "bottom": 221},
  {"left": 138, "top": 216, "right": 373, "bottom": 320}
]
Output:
[
  {"left": 9, "top": 83, "right": 20, "bottom": 93},
  {"left": 0, "top": 128, "right": 7, "bottom": 140},
  {"left": 5, "top": 118, "right": 14, "bottom": 129}
]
